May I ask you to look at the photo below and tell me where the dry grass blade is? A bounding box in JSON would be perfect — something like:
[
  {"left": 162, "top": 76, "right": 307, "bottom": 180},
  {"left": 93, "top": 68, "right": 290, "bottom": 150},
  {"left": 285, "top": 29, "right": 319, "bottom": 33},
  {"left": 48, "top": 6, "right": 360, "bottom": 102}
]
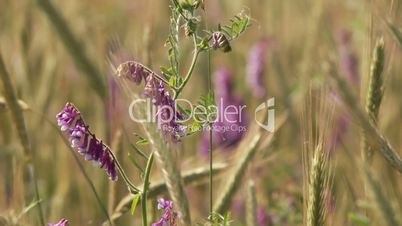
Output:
[
  {"left": 362, "top": 38, "right": 385, "bottom": 164},
  {"left": 212, "top": 134, "right": 262, "bottom": 214},
  {"left": 108, "top": 130, "right": 123, "bottom": 224},
  {"left": 246, "top": 180, "right": 257, "bottom": 226},
  {"left": 363, "top": 166, "right": 400, "bottom": 226},
  {"left": 0, "top": 54, "right": 45, "bottom": 225},
  {"left": 386, "top": 21, "right": 402, "bottom": 50},
  {"left": 35, "top": 0, "right": 107, "bottom": 99},
  {"left": 109, "top": 163, "right": 227, "bottom": 221},
  {"left": 213, "top": 113, "right": 287, "bottom": 214},
  {"left": 0, "top": 97, "right": 30, "bottom": 112}
]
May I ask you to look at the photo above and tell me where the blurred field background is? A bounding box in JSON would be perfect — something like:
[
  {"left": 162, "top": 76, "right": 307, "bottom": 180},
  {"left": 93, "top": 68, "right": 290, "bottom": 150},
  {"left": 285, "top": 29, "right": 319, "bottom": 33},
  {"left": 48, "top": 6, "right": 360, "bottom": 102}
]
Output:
[{"left": 1, "top": 0, "right": 402, "bottom": 225}]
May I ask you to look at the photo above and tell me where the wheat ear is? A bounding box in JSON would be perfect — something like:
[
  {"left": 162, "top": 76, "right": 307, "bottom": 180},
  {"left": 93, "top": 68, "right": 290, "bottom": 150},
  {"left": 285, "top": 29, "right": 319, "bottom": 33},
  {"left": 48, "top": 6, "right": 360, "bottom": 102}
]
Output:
[
  {"left": 362, "top": 38, "right": 385, "bottom": 164},
  {"left": 306, "top": 143, "right": 330, "bottom": 226}
]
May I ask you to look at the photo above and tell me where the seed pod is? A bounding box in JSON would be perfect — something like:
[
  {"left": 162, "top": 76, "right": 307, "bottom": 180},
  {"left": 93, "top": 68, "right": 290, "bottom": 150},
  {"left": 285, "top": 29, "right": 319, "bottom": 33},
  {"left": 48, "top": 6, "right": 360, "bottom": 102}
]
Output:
[
  {"left": 185, "top": 19, "right": 197, "bottom": 37},
  {"left": 211, "top": 32, "right": 232, "bottom": 52}
]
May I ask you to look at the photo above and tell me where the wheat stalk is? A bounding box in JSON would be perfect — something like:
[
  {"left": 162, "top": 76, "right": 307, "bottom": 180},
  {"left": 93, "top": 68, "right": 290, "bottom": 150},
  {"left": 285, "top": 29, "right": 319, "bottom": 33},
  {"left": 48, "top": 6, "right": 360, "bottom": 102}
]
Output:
[
  {"left": 152, "top": 145, "right": 191, "bottom": 225},
  {"left": 213, "top": 112, "right": 287, "bottom": 214},
  {"left": 35, "top": 0, "right": 107, "bottom": 99},
  {"left": 212, "top": 134, "right": 262, "bottom": 214},
  {"left": 108, "top": 130, "right": 123, "bottom": 225},
  {"left": 246, "top": 180, "right": 258, "bottom": 226},
  {"left": 363, "top": 166, "right": 400, "bottom": 226},
  {"left": 328, "top": 63, "right": 402, "bottom": 173},
  {"left": 109, "top": 163, "right": 227, "bottom": 221},
  {"left": 0, "top": 54, "right": 45, "bottom": 225}
]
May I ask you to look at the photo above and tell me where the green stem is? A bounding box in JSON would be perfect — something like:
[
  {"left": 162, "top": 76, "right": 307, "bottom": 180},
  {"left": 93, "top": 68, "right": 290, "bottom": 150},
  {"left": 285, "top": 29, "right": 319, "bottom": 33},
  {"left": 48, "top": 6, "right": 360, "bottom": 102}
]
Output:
[
  {"left": 142, "top": 152, "right": 155, "bottom": 226},
  {"left": 174, "top": 34, "right": 200, "bottom": 99},
  {"left": 207, "top": 48, "right": 213, "bottom": 215},
  {"left": 134, "top": 62, "right": 170, "bottom": 85},
  {"left": 108, "top": 149, "right": 141, "bottom": 194},
  {"left": 209, "top": 124, "right": 213, "bottom": 213}
]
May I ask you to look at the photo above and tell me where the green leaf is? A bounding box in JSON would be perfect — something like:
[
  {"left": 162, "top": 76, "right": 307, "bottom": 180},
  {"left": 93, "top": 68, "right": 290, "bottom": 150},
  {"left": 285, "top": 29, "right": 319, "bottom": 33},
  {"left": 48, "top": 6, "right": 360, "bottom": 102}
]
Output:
[
  {"left": 133, "top": 133, "right": 150, "bottom": 146},
  {"left": 160, "top": 66, "right": 173, "bottom": 77},
  {"left": 164, "top": 5, "right": 181, "bottom": 78},
  {"left": 17, "top": 199, "right": 43, "bottom": 220},
  {"left": 220, "top": 12, "right": 251, "bottom": 41},
  {"left": 130, "top": 194, "right": 141, "bottom": 215},
  {"left": 136, "top": 139, "right": 149, "bottom": 145},
  {"left": 169, "top": 76, "right": 177, "bottom": 89},
  {"left": 176, "top": 103, "right": 190, "bottom": 117},
  {"left": 130, "top": 143, "right": 149, "bottom": 160},
  {"left": 348, "top": 212, "right": 370, "bottom": 226}
]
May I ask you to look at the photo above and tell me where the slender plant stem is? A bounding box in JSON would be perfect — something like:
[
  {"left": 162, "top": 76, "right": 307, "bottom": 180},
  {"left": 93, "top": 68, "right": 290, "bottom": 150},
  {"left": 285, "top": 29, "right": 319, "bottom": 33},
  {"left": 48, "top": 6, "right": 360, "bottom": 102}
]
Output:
[
  {"left": 123, "top": 61, "right": 170, "bottom": 85},
  {"left": 83, "top": 125, "right": 141, "bottom": 194},
  {"left": 61, "top": 137, "right": 114, "bottom": 226},
  {"left": 174, "top": 34, "right": 200, "bottom": 99},
  {"left": 152, "top": 73, "right": 170, "bottom": 86},
  {"left": 28, "top": 163, "right": 45, "bottom": 226},
  {"left": 142, "top": 152, "right": 155, "bottom": 226},
  {"left": 203, "top": 8, "right": 214, "bottom": 216},
  {"left": 0, "top": 54, "right": 45, "bottom": 226},
  {"left": 107, "top": 149, "right": 141, "bottom": 194},
  {"left": 207, "top": 49, "right": 213, "bottom": 214}
]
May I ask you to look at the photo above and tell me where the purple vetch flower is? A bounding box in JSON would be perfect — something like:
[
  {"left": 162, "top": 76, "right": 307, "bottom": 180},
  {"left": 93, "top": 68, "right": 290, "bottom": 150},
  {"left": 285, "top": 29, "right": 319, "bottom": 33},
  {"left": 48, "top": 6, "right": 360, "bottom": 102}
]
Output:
[
  {"left": 143, "top": 75, "right": 187, "bottom": 142},
  {"left": 117, "top": 61, "right": 186, "bottom": 142},
  {"left": 214, "top": 68, "right": 233, "bottom": 100},
  {"left": 338, "top": 29, "right": 359, "bottom": 87},
  {"left": 48, "top": 218, "right": 68, "bottom": 226},
  {"left": 56, "top": 103, "right": 118, "bottom": 181},
  {"left": 211, "top": 32, "right": 231, "bottom": 52},
  {"left": 199, "top": 69, "right": 249, "bottom": 155},
  {"left": 231, "top": 198, "right": 245, "bottom": 218},
  {"left": 246, "top": 38, "right": 270, "bottom": 99},
  {"left": 257, "top": 207, "right": 269, "bottom": 226},
  {"left": 57, "top": 103, "right": 80, "bottom": 132},
  {"left": 157, "top": 198, "right": 173, "bottom": 210},
  {"left": 330, "top": 114, "right": 350, "bottom": 153},
  {"left": 328, "top": 91, "right": 352, "bottom": 154},
  {"left": 117, "top": 61, "right": 150, "bottom": 85},
  {"left": 143, "top": 75, "right": 166, "bottom": 105},
  {"left": 152, "top": 198, "right": 179, "bottom": 226}
]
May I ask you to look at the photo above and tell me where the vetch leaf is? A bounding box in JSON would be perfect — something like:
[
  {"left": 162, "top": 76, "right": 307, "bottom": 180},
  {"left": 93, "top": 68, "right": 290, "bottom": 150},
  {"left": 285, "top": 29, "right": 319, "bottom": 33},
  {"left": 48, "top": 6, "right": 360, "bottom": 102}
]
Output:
[
  {"left": 136, "top": 139, "right": 150, "bottom": 145},
  {"left": 130, "top": 194, "right": 141, "bottom": 215},
  {"left": 130, "top": 143, "right": 149, "bottom": 160}
]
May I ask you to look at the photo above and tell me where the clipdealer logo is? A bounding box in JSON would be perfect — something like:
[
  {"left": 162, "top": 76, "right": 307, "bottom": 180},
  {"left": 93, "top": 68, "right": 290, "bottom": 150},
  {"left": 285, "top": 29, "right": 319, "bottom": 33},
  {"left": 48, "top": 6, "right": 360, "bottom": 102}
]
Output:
[{"left": 128, "top": 97, "right": 275, "bottom": 133}]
